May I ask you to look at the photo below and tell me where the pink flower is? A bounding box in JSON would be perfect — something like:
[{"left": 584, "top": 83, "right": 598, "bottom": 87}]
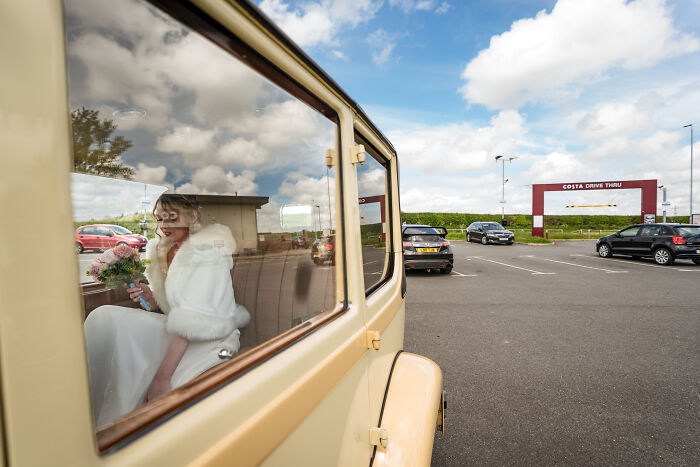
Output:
[
  {"left": 100, "top": 249, "right": 118, "bottom": 264},
  {"left": 114, "top": 244, "right": 134, "bottom": 258},
  {"left": 89, "top": 263, "right": 104, "bottom": 280}
]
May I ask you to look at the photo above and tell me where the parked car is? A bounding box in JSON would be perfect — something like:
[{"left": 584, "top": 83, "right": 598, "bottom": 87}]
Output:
[
  {"left": 291, "top": 235, "right": 309, "bottom": 249},
  {"left": 311, "top": 235, "right": 335, "bottom": 265},
  {"left": 75, "top": 224, "right": 148, "bottom": 253},
  {"left": 466, "top": 222, "right": 514, "bottom": 245},
  {"left": 402, "top": 224, "right": 453, "bottom": 274},
  {"left": 596, "top": 223, "right": 700, "bottom": 265}
]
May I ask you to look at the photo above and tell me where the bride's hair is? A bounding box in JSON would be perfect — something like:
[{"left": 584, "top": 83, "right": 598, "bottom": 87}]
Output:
[{"left": 152, "top": 193, "right": 202, "bottom": 239}]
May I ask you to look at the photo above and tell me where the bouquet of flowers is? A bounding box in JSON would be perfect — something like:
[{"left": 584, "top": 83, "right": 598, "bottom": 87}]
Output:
[{"left": 87, "top": 244, "right": 151, "bottom": 310}]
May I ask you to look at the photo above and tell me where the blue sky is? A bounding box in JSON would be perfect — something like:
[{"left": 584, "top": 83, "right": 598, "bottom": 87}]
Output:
[{"left": 257, "top": 0, "right": 700, "bottom": 217}]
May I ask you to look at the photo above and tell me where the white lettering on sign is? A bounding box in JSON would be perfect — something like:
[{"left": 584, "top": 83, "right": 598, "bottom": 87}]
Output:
[{"left": 562, "top": 182, "right": 624, "bottom": 190}]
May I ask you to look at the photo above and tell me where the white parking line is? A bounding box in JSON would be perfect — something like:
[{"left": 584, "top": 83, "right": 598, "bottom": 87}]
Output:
[
  {"left": 533, "top": 257, "right": 627, "bottom": 273},
  {"left": 472, "top": 257, "right": 555, "bottom": 275},
  {"left": 450, "top": 270, "right": 476, "bottom": 277},
  {"left": 579, "top": 256, "right": 676, "bottom": 270}
]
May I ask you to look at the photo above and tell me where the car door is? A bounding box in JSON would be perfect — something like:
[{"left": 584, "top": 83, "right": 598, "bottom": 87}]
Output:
[
  {"left": 635, "top": 225, "right": 661, "bottom": 255},
  {"left": 95, "top": 227, "right": 114, "bottom": 249},
  {"left": 474, "top": 223, "right": 483, "bottom": 241},
  {"left": 610, "top": 226, "right": 641, "bottom": 254},
  {"left": 78, "top": 226, "right": 97, "bottom": 249}
]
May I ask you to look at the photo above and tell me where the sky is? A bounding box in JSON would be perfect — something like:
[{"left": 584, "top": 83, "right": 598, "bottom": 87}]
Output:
[
  {"left": 65, "top": 0, "right": 700, "bottom": 225},
  {"left": 256, "top": 0, "right": 700, "bottom": 217}
]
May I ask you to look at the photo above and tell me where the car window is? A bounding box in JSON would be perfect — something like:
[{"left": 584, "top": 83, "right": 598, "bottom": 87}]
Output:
[
  {"left": 96, "top": 227, "right": 112, "bottom": 236},
  {"left": 80, "top": 227, "right": 95, "bottom": 235},
  {"left": 639, "top": 225, "right": 661, "bottom": 236},
  {"left": 482, "top": 223, "right": 504, "bottom": 230},
  {"left": 405, "top": 234, "right": 443, "bottom": 242},
  {"left": 403, "top": 227, "right": 441, "bottom": 236},
  {"left": 619, "top": 226, "right": 641, "bottom": 237},
  {"left": 355, "top": 134, "right": 392, "bottom": 295},
  {"left": 674, "top": 226, "right": 700, "bottom": 236},
  {"left": 110, "top": 225, "right": 132, "bottom": 235},
  {"left": 65, "top": 0, "right": 339, "bottom": 438}
]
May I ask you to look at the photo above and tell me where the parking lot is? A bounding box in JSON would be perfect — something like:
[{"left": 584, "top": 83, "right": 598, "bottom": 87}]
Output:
[{"left": 404, "top": 239, "right": 700, "bottom": 466}]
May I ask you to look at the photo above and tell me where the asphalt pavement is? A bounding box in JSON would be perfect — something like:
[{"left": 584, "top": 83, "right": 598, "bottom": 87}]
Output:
[{"left": 403, "top": 239, "right": 700, "bottom": 466}]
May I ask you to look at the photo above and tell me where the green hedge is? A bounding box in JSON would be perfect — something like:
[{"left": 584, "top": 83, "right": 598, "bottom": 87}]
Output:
[{"left": 401, "top": 212, "right": 687, "bottom": 231}]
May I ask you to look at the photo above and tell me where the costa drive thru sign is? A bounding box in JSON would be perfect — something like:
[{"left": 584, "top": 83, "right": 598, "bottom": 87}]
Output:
[{"left": 531, "top": 179, "right": 658, "bottom": 238}]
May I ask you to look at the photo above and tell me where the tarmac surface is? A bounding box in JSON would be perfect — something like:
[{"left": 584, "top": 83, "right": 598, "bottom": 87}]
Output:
[{"left": 403, "top": 239, "right": 700, "bottom": 466}]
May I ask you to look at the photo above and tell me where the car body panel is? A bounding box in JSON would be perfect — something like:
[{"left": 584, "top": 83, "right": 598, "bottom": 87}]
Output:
[
  {"left": 466, "top": 222, "right": 514, "bottom": 244},
  {"left": 371, "top": 352, "right": 443, "bottom": 467}
]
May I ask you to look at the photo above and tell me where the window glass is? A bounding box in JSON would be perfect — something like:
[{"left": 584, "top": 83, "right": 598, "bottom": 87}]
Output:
[
  {"left": 64, "top": 0, "right": 338, "bottom": 430},
  {"left": 639, "top": 225, "right": 661, "bottom": 236},
  {"left": 619, "top": 226, "right": 641, "bottom": 237},
  {"left": 675, "top": 226, "right": 700, "bottom": 236},
  {"left": 355, "top": 135, "right": 391, "bottom": 294}
]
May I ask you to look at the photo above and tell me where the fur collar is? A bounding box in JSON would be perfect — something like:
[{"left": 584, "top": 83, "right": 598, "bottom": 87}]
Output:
[{"left": 145, "top": 223, "right": 236, "bottom": 314}]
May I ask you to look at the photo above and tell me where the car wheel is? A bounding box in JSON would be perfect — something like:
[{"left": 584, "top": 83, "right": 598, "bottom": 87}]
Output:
[
  {"left": 312, "top": 258, "right": 321, "bottom": 265},
  {"left": 466, "top": 233, "right": 471, "bottom": 242},
  {"left": 76, "top": 242, "right": 84, "bottom": 254},
  {"left": 441, "top": 267, "right": 452, "bottom": 274},
  {"left": 481, "top": 236, "right": 487, "bottom": 245},
  {"left": 653, "top": 247, "right": 674, "bottom": 265},
  {"left": 692, "top": 259, "right": 700, "bottom": 265},
  {"left": 598, "top": 243, "right": 612, "bottom": 258}
]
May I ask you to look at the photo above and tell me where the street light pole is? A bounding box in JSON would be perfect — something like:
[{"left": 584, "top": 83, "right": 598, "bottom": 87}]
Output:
[
  {"left": 495, "top": 155, "right": 517, "bottom": 222},
  {"left": 683, "top": 124, "right": 693, "bottom": 223},
  {"left": 658, "top": 185, "right": 667, "bottom": 222}
]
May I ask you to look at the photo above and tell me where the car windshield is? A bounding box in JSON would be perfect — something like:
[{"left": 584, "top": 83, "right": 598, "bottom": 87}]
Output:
[
  {"left": 674, "top": 226, "right": 700, "bottom": 236},
  {"left": 482, "top": 223, "right": 504, "bottom": 230},
  {"left": 109, "top": 225, "right": 132, "bottom": 235},
  {"left": 403, "top": 227, "right": 441, "bottom": 235},
  {"left": 405, "top": 235, "right": 443, "bottom": 242}
]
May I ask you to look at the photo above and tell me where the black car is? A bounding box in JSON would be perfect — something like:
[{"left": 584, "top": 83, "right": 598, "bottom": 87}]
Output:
[
  {"left": 466, "top": 221, "right": 514, "bottom": 245},
  {"left": 596, "top": 223, "right": 700, "bottom": 265},
  {"left": 402, "top": 224, "right": 453, "bottom": 274},
  {"left": 311, "top": 235, "right": 335, "bottom": 265}
]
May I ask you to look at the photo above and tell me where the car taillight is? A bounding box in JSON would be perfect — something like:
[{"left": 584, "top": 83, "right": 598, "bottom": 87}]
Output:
[
  {"left": 402, "top": 241, "right": 412, "bottom": 247},
  {"left": 441, "top": 242, "right": 448, "bottom": 247},
  {"left": 672, "top": 236, "right": 686, "bottom": 244},
  {"left": 328, "top": 244, "right": 333, "bottom": 250}
]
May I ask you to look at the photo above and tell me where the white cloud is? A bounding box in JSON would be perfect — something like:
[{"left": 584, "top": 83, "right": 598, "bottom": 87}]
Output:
[
  {"left": 367, "top": 29, "right": 398, "bottom": 65},
  {"left": 156, "top": 126, "right": 217, "bottom": 164},
  {"left": 388, "top": 110, "right": 527, "bottom": 173},
  {"left": 331, "top": 49, "right": 347, "bottom": 60},
  {"left": 133, "top": 163, "right": 169, "bottom": 186},
  {"left": 521, "top": 152, "right": 592, "bottom": 184},
  {"left": 218, "top": 138, "right": 269, "bottom": 168},
  {"left": 176, "top": 166, "right": 258, "bottom": 195},
  {"left": 460, "top": 0, "right": 700, "bottom": 109},
  {"left": 578, "top": 101, "right": 654, "bottom": 140},
  {"left": 389, "top": 0, "right": 436, "bottom": 13},
  {"left": 258, "top": 0, "right": 382, "bottom": 48},
  {"left": 435, "top": 2, "right": 451, "bottom": 14}
]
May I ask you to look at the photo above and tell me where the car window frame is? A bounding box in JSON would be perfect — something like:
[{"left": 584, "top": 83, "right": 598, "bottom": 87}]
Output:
[
  {"left": 354, "top": 131, "right": 394, "bottom": 297},
  {"left": 72, "top": 0, "right": 350, "bottom": 453},
  {"left": 619, "top": 226, "right": 641, "bottom": 237}
]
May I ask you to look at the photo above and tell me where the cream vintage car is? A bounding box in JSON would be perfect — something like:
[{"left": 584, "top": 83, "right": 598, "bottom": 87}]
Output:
[{"left": 0, "top": 0, "right": 444, "bottom": 465}]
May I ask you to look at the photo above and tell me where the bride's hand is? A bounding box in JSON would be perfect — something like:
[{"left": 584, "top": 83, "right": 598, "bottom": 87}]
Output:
[
  {"left": 125, "top": 282, "right": 157, "bottom": 309},
  {"left": 146, "top": 374, "right": 171, "bottom": 402}
]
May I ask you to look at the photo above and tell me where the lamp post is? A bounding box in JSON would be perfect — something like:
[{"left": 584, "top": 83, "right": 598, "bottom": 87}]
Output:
[
  {"left": 683, "top": 124, "right": 693, "bottom": 223},
  {"left": 495, "top": 155, "right": 517, "bottom": 222},
  {"left": 316, "top": 204, "right": 322, "bottom": 236},
  {"left": 658, "top": 185, "right": 668, "bottom": 222}
]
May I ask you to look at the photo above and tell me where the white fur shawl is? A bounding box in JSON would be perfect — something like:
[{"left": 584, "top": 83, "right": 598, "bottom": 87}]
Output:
[{"left": 145, "top": 223, "right": 249, "bottom": 341}]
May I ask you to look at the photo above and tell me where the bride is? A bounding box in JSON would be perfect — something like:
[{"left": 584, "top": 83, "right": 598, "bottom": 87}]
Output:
[{"left": 84, "top": 193, "right": 249, "bottom": 427}]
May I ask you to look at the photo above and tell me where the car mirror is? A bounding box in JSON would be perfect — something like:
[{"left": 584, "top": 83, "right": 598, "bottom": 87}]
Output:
[{"left": 105, "top": 231, "right": 114, "bottom": 237}]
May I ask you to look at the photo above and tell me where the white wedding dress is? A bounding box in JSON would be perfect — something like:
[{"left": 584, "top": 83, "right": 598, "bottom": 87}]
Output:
[{"left": 85, "top": 224, "right": 250, "bottom": 427}]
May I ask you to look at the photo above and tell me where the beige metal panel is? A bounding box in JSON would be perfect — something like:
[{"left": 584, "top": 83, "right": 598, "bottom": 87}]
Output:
[
  {"left": 0, "top": 1, "right": 97, "bottom": 465},
  {"left": 372, "top": 353, "right": 443, "bottom": 467}
]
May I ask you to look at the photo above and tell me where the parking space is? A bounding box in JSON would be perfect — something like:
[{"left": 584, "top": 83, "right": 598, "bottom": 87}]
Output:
[{"left": 403, "top": 239, "right": 700, "bottom": 466}]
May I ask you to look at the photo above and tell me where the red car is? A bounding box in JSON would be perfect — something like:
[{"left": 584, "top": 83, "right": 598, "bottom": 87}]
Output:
[{"left": 75, "top": 224, "right": 147, "bottom": 254}]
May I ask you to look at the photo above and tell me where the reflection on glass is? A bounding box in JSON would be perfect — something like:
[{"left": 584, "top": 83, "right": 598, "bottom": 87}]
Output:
[{"left": 65, "top": 0, "right": 338, "bottom": 428}]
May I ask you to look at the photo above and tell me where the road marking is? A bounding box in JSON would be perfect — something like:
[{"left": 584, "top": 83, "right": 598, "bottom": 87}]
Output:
[
  {"left": 580, "top": 256, "right": 675, "bottom": 270},
  {"left": 533, "top": 257, "right": 627, "bottom": 273},
  {"left": 473, "top": 257, "right": 555, "bottom": 275},
  {"left": 451, "top": 270, "right": 476, "bottom": 277},
  {"left": 678, "top": 269, "right": 700, "bottom": 272}
]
